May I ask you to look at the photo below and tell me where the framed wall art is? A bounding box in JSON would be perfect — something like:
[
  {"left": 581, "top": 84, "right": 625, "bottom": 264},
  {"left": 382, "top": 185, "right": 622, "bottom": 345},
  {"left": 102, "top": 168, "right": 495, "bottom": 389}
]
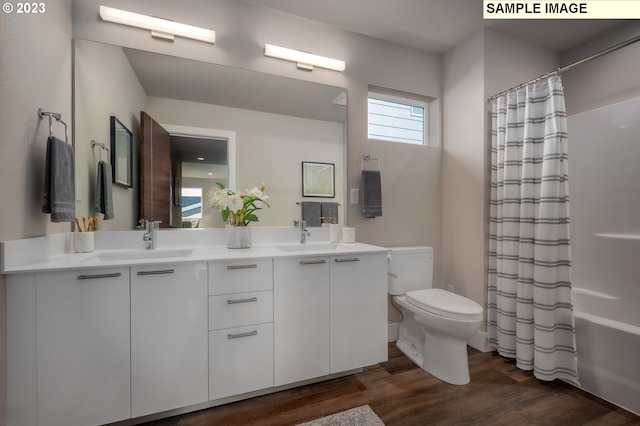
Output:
[{"left": 302, "top": 161, "right": 335, "bottom": 198}]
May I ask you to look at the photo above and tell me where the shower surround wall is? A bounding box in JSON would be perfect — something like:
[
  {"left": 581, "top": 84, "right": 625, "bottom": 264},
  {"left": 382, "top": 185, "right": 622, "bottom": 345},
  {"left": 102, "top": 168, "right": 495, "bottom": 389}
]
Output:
[
  {"left": 566, "top": 96, "right": 640, "bottom": 415},
  {"left": 561, "top": 22, "right": 640, "bottom": 415}
]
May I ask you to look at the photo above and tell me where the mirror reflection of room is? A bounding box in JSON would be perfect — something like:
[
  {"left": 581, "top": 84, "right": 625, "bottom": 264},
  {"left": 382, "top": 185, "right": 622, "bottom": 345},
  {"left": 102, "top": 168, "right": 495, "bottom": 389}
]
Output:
[{"left": 73, "top": 39, "right": 346, "bottom": 230}]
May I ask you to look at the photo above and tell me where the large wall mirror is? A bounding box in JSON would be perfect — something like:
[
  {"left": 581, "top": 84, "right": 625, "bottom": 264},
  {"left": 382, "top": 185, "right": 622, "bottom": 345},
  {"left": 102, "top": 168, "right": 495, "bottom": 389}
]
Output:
[{"left": 74, "top": 39, "right": 347, "bottom": 230}]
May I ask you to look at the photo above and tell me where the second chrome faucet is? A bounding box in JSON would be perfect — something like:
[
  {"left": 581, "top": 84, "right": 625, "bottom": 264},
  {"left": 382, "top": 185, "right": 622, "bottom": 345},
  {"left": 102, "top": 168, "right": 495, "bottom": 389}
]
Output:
[
  {"left": 300, "top": 220, "right": 311, "bottom": 244},
  {"left": 143, "top": 220, "right": 161, "bottom": 249}
]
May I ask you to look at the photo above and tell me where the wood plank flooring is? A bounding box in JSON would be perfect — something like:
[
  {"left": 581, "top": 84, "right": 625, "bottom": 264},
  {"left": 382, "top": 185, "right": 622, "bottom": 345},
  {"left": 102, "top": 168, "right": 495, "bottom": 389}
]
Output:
[{"left": 144, "top": 344, "right": 640, "bottom": 426}]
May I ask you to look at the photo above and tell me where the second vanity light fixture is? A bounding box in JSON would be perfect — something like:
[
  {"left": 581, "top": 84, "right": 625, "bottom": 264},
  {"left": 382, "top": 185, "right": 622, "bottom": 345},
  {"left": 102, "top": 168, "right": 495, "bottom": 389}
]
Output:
[
  {"left": 99, "top": 5, "right": 216, "bottom": 44},
  {"left": 264, "top": 44, "right": 345, "bottom": 72}
]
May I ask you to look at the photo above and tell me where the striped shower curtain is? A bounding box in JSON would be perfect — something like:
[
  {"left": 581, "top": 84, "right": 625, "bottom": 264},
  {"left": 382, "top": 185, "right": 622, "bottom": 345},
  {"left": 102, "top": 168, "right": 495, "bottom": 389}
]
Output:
[{"left": 487, "top": 75, "right": 579, "bottom": 385}]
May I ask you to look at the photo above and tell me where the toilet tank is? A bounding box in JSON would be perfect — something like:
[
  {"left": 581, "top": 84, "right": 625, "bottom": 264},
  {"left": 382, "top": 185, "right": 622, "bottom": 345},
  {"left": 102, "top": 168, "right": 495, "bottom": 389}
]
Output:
[{"left": 388, "top": 246, "right": 433, "bottom": 295}]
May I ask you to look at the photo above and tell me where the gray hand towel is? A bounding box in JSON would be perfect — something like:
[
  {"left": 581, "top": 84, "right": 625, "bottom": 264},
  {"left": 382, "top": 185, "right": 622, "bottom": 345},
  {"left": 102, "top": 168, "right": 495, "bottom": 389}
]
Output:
[
  {"left": 321, "top": 202, "right": 339, "bottom": 224},
  {"left": 301, "top": 201, "right": 321, "bottom": 227},
  {"left": 362, "top": 170, "right": 382, "bottom": 218},
  {"left": 42, "top": 136, "right": 75, "bottom": 222},
  {"left": 95, "top": 160, "right": 115, "bottom": 220}
]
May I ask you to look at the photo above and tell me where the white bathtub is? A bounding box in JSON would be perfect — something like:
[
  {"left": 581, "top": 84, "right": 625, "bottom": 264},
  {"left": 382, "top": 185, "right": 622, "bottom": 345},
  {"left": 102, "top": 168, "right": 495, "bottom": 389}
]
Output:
[{"left": 572, "top": 287, "right": 640, "bottom": 415}]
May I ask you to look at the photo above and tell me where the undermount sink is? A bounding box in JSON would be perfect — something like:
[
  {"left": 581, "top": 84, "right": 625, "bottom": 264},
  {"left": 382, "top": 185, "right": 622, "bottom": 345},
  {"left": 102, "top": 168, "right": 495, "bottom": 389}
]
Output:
[
  {"left": 275, "top": 243, "right": 349, "bottom": 252},
  {"left": 95, "top": 248, "right": 193, "bottom": 261}
]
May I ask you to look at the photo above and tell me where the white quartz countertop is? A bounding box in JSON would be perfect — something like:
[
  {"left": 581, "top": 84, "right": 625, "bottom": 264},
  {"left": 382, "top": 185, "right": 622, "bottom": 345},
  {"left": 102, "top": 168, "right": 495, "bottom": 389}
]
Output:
[{"left": 1, "top": 239, "right": 388, "bottom": 274}]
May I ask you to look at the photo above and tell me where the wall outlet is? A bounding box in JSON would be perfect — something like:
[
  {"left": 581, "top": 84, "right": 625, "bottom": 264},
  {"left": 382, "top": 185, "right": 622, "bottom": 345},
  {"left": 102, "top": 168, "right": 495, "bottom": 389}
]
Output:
[
  {"left": 446, "top": 284, "right": 455, "bottom": 293},
  {"left": 350, "top": 188, "right": 359, "bottom": 204}
]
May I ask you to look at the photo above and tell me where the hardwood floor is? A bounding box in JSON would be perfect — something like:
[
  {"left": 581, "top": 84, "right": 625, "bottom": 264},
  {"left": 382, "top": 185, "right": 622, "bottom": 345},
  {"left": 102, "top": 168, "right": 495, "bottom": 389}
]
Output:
[{"left": 144, "top": 344, "right": 640, "bottom": 426}]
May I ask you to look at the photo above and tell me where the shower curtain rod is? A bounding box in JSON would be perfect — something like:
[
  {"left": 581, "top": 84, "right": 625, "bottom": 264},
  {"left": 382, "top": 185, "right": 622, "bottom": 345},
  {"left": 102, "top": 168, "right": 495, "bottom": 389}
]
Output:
[{"left": 488, "top": 33, "right": 640, "bottom": 102}]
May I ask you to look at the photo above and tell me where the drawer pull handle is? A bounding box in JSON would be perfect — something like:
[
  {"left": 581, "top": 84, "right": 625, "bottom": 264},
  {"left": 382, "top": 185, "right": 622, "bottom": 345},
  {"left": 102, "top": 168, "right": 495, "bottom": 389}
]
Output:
[
  {"left": 334, "top": 258, "right": 360, "bottom": 263},
  {"left": 299, "top": 260, "right": 327, "bottom": 265},
  {"left": 227, "top": 297, "right": 258, "bottom": 305},
  {"left": 77, "top": 272, "right": 122, "bottom": 280},
  {"left": 137, "top": 269, "right": 175, "bottom": 276},
  {"left": 228, "top": 330, "right": 258, "bottom": 339},
  {"left": 226, "top": 264, "right": 258, "bottom": 270}
]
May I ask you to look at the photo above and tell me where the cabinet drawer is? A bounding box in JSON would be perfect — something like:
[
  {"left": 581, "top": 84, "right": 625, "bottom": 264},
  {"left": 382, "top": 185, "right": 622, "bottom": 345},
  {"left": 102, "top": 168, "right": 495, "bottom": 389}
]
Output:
[
  {"left": 209, "top": 259, "right": 273, "bottom": 295},
  {"left": 209, "top": 290, "right": 273, "bottom": 330},
  {"left": 209, "top": 323, "right": 273, "bottom": 400}
]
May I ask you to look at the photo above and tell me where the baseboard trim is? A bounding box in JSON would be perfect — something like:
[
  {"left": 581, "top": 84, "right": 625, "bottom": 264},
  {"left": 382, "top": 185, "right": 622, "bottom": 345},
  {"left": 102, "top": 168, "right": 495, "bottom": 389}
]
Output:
[
  {"left": 387, "top": 320, "right": 399, "bottom": 342},
  {"left": 467, "top": 330, "right": 492, "bottom": 352}
]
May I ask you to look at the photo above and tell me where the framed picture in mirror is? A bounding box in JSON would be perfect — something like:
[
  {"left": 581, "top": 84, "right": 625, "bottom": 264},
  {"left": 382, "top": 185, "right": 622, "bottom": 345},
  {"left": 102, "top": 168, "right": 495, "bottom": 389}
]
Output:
[
  {"left": 302, "top": 161, "right": 335, "bottom": 198},
  {"left": 110, "top": 116, "right": 133, "bottom": 188}
]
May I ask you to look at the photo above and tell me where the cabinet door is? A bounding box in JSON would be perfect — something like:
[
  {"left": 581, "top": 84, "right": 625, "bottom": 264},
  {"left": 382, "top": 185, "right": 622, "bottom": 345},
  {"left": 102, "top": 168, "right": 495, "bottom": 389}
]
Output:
[
  {"left": 330, "top": 253, "right": 388, "bottom": 373},
  {"left": 209, "top": 323, "right": 273, "bottom": 400},
  {"left": 131, "top": 262, "right": 208, "bottom": 418},
  {"left": 274, "top": 257, "right": 330, "bottom": 386},
  {"left": 36, "top": 268, "right": 130, "bottom": 426}
]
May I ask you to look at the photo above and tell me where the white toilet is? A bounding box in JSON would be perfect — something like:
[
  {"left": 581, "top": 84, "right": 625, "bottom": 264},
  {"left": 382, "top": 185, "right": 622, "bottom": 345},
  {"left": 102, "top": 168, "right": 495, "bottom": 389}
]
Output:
[{"left": 388, "top": 247, "right": 483, "bottom": 385}]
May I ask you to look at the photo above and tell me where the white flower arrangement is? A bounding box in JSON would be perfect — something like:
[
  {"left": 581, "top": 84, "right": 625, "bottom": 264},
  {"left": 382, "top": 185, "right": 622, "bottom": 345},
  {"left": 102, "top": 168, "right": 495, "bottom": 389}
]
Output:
[{"left": 211, "top": 183, "right": 269, "bottom": 226}]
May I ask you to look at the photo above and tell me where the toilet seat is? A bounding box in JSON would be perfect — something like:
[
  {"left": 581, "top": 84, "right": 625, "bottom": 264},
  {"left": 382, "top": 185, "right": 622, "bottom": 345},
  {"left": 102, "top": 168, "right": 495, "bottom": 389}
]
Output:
[{"left": 406, "top": 289, "right": 482, "bottom": 321}]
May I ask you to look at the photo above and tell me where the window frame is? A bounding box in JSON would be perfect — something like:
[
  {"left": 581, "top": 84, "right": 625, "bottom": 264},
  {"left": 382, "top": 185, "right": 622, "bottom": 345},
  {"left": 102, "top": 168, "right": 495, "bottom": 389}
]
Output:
[{"left": 367, "top": 90, "right": 430, "bottom": 146}]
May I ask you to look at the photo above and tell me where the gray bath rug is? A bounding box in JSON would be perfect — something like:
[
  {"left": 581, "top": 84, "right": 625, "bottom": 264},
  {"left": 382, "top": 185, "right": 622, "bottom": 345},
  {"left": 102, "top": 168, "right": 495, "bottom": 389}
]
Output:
[{"left": 297, "top": 405, "right": 385, "bottom": 426}]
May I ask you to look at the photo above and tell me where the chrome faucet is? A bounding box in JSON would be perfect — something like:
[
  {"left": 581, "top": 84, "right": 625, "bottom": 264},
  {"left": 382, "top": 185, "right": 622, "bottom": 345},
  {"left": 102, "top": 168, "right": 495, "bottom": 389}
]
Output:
[
  {"left": 300, "top": 220, "right": 311, "bottom": 244},
  {"left": 143, "top": 220, "right": 161, "bottom": 249}
]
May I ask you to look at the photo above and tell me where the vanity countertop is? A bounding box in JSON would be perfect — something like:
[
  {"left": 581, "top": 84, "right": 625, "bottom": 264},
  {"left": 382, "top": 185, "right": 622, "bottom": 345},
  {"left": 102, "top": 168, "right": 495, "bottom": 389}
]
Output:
[{"left": 1, "top": 240, "right": 388, "bottom": 274}]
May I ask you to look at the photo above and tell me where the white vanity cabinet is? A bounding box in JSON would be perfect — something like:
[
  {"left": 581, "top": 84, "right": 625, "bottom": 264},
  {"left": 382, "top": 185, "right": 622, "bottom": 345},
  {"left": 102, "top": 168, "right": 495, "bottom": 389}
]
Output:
[
  {"left": 208, "top": 259, "right": 274, "bottom": 400},
  {"left": 273, "top": 256, "right": 330, "bottom": 386},
  {"left": 329, "top": 253, "right": 388, "bottom": 373},
  {"left": 130, "top": 262, "right": 208, "bottom": 418},
  {"left": 4, "top": 235, "right": 389, "bottom": 425},
  {"left": 7, "top": 268, "right": 130, "bottom": 426}
]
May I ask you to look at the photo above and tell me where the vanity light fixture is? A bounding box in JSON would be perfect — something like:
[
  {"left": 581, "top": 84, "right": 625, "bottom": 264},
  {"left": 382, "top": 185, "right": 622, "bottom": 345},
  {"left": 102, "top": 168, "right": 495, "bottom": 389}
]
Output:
[
  {"left": 99, "top": 5, "right": 216, "bottom": 44},
  {"left": 264, "top": 44, "right": 345, "bottom": 72}
]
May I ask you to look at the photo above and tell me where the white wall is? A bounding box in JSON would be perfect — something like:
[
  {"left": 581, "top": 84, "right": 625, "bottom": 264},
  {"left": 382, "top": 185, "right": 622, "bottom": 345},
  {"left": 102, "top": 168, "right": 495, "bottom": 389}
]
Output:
[
  {"left": 562, "top": 22, "right": 640, "bottom": 115},
  {"left": 148, "top": 97, "right": 345, "bottom": 228},
  {"left": 74, "top": 39, "right": 148, "bottom": 230},
  {"left": 0, "top": 1, "right": 74, "bottom": 419},
  {"left": 442, "top": 31, "right": 485, "bottom": 301},
  {"left": 442, "top": 29, "right": 558, "bottom": 328}
]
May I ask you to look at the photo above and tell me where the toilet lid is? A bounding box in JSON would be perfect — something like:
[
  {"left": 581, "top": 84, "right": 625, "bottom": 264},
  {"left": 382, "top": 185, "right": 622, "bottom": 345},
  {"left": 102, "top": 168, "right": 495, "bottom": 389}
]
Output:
[{"left": 406, "top": 289, "right": 483, "bottom": 321}]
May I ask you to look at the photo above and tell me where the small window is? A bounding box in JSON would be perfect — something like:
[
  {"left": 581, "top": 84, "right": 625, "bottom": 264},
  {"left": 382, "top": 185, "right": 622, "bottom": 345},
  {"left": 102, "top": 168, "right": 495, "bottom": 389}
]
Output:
[
  {"left": 368, "top": 91, "right": 428, "bottom": 145},
  {"left": 181, "top": 187, "right": 203, "bottom": 220}
]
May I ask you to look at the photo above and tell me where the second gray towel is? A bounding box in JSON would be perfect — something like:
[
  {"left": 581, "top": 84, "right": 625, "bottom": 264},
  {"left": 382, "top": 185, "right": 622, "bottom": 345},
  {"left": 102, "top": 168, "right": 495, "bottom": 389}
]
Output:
[
  {"left": 362, "top": 170, "right": 382, "bottom": 218},
  {"left": 321, "top": 202, "right": 339, "bottom": 224},
  {"left": 301, "top": 201, "right": 321, "bottom": 227},
  {"left": 95, "top": 160, "right": 114, "bottom": 220}
]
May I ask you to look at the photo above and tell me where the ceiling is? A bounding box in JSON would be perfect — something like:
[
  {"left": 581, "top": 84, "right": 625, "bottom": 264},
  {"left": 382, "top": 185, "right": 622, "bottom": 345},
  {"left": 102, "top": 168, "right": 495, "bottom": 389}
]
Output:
[{"left": 242, "top": 0, "right": 628, "bottom": 54}]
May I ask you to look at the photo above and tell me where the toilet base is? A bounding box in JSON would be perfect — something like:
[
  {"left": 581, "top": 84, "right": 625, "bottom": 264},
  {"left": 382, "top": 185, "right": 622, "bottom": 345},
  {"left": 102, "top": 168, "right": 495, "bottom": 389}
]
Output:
[
  {"left": 396, "top": 309, "right": 473, "bottom": 386},
  {"left": 397, "top": 330, "right": 471, "bottom": 385}
]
